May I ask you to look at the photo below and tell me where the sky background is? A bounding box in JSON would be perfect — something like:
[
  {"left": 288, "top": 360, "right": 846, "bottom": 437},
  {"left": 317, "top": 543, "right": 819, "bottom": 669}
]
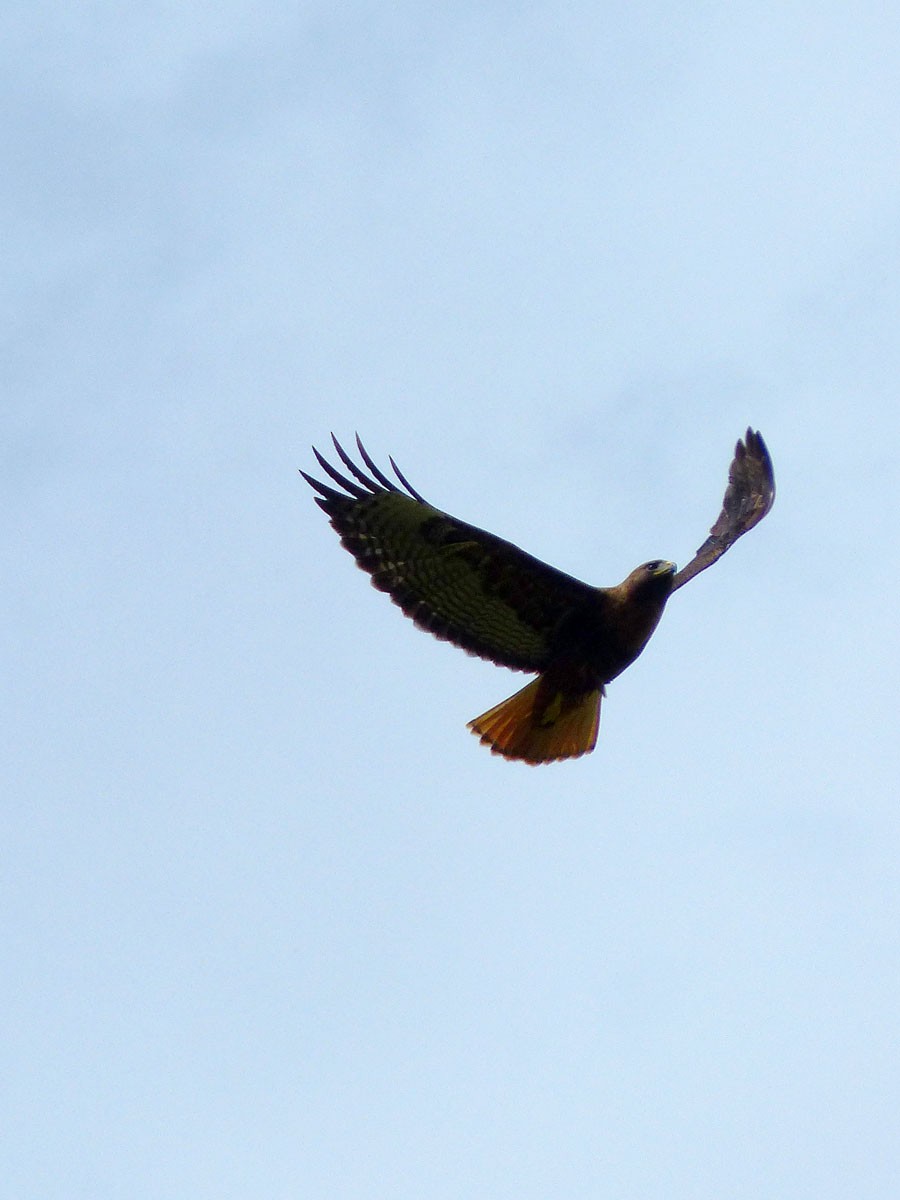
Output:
[{"left": 5, "top": 3, "right": 900, "bottom": 1197}]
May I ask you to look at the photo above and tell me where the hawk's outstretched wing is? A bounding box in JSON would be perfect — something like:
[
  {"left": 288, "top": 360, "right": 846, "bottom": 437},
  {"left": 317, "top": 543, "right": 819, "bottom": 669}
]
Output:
[
  {"left": 671, "top": 428, "right": 775, "bottom": 591},
  {"left": 301, "top": 435, "right": 596, "bottom": 673}
]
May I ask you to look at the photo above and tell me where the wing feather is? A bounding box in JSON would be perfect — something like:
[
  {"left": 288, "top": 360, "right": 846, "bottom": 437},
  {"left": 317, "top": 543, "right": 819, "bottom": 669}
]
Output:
[
  {"left": 310, "top": 447, "right": 370, "bottom": 499},
  {"left": 303, "top": 438, "right": 595, "bottom": 671},
  {"left": 388, "top": 454, "right": 428, "bottom": 503},
  {"left": 355, "top": 434, "right": 401, "bottom": 492},
  {"left": 329, "top": 433, "right": 384, "bottom": 492},
  {"left": 671, "top": 428, "right": 775, "bottom": 591}
]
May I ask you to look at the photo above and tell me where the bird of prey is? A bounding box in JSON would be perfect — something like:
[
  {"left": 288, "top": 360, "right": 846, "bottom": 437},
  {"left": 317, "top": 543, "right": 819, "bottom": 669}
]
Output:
[{"left": 302, "top": 429, "right": 774, "bottom": 764}]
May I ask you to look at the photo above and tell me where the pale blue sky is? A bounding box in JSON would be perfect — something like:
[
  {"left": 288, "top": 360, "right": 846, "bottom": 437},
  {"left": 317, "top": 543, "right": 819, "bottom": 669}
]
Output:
[{"left": 4, "top": 4, "right": 900, "bottom": 1198}]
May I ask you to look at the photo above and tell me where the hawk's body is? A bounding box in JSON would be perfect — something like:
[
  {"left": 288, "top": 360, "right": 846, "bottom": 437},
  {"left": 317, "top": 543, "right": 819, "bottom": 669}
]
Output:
[{"left": 302, "top": 430, "right": 774, "bottom": 764}]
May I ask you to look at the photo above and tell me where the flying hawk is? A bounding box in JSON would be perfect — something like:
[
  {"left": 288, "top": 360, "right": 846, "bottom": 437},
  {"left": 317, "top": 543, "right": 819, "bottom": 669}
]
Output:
[{"left": 302, "top": 429, "right": 774, "bottom": 764}]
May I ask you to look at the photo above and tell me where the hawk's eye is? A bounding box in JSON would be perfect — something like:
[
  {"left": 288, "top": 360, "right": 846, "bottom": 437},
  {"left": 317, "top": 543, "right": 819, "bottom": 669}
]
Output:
[{"left": 645, "top": 560, "right": 661, "bottom": 572}]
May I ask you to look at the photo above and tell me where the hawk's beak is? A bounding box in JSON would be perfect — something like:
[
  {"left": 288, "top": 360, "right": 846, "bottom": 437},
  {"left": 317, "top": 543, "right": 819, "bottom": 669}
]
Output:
[{"left": 655, "top": 560, "right": 677, "bottom": 576}]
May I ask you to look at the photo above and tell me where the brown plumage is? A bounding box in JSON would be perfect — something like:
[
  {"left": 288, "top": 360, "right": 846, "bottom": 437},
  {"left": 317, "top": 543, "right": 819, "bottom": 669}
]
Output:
[{"left": 302, "top": 429, "right": 775, "bottom": 764}]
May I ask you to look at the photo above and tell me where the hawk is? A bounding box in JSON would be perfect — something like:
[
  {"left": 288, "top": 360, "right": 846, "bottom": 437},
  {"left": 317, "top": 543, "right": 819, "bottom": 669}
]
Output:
[{"left": 302, "top": 429, "right": 774, "bottom": 764}]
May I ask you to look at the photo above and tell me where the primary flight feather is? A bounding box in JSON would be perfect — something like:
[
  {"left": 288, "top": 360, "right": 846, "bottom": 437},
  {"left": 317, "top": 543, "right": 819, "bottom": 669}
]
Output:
[{"left": 302, "top": 429, "right": 774, "bottom": 764}]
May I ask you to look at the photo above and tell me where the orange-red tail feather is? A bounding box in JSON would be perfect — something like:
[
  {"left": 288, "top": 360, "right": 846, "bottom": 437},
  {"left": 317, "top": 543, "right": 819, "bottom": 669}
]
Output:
[{"left": 467, "top": 676, "right": 602, "bottom": 764}]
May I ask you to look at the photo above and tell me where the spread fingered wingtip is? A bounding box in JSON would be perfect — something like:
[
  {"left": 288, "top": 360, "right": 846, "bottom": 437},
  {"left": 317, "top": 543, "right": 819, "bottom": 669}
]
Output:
[
  {"left": 301, "top": 435, "right": 429, "bottom": 505},
  {"left": 311, "top": 444, "right": 370, "bottom": 498},
  {"left": 329, "top": 433, "right": 384, "bottom": 493}
]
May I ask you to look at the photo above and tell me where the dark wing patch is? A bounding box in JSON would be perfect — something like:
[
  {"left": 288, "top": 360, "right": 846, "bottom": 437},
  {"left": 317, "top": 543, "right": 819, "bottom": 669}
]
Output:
[
  {"left": 302, "top": 436, "right": 596, "bottom": 671},
  {"left": 671, "top": 428, "right": 775, "bottom": 591}
]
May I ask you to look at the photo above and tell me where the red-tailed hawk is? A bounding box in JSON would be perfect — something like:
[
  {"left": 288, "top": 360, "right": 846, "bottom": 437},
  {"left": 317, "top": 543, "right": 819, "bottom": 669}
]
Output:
[{"left": 302, "top": 429, "right": 774, "bottom": 764}]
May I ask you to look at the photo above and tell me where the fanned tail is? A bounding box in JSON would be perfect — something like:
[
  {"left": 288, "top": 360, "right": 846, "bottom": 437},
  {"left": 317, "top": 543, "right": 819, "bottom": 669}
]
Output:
[{"left": 467, "top": 676, "right": 602, "bottom": 765}]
